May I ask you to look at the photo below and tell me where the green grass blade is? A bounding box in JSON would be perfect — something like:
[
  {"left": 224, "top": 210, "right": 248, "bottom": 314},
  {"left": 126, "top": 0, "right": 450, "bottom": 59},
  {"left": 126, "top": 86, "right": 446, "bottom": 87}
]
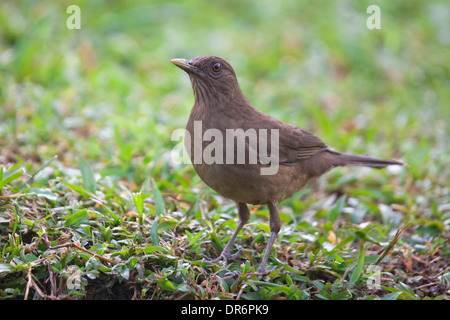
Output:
[
  {"left": 18, "top": 155, "right": 57, "bottom": 190},
  {"left": 132, "top": 192, "right": 144, "bottom": 224},
  {"left": 63, "top": 182, "right": 93, "bottom": 199},
  {"left": 152, "top": 179, "right": 164, "bottom": 216},
  {"left": 150, "top": 217, "right": 159, "bottom": 245},
  {"left": 328, "top": 195, "right": 346, "bottom": 223},
  {"left": 65, "top": 208, "right": 90, "bottom": 226},
  {"left": 1, "top": 168, "right": 24, "bottom": 191},
  {"left": 79, "top": 157, "right": 97, "bottom": 194},
  {"left": 350, "top": 240, "right": 365, "bottom": 284}
]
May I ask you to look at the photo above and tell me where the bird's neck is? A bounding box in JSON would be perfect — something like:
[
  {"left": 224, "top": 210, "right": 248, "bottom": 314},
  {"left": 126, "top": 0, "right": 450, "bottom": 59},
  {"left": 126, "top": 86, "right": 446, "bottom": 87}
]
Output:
[{"left": 191, "top": 80, "right": 249, "bottom": 115}]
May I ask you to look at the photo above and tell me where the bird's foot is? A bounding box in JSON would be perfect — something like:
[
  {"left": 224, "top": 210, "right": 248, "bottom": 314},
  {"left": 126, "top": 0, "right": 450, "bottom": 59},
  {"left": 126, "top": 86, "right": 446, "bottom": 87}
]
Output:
[
  {"left": 253, "top": 265, "right": 278, "bottom": 280},
  {"left": 202, "top": 249, "right": 242, "bottom": 263}
]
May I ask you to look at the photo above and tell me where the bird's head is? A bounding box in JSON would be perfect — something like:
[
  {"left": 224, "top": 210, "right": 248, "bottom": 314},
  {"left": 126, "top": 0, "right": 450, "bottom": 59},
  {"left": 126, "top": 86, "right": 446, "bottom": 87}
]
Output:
[{"left": 171, "top": 56, "right": 244, "bottom": 104}]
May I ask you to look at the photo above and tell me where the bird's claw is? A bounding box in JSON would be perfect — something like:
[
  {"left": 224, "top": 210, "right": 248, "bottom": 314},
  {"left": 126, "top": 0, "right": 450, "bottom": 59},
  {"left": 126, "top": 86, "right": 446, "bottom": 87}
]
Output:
[
  {"left": 254, "top": 266, "right": 279, "bottom": 280},
  {"left": 202, "top": 250, "right": 242, "bottom": 263}
]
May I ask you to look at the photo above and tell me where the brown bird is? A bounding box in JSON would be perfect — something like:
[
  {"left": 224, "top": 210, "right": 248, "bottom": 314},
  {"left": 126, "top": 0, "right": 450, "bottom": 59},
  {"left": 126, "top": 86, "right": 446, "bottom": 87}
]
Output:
[{"left": 172, "top": 56, "right": 402, "bottom": 275}]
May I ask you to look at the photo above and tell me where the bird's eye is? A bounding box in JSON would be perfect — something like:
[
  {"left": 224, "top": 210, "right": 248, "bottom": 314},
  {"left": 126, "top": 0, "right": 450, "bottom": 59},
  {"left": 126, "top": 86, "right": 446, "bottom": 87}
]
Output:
[{"left": 212, "top": 62, "right": 222, "bottom": 72}]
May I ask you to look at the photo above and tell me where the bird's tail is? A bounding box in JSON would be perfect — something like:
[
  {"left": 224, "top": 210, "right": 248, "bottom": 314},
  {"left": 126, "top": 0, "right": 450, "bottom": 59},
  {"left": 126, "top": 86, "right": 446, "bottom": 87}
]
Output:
[
  {"left": 332, "top": 151, "right": 403, "bottom": 168},
  {"left": 301, "top": 149, "right": 403, "bottom": 178}
]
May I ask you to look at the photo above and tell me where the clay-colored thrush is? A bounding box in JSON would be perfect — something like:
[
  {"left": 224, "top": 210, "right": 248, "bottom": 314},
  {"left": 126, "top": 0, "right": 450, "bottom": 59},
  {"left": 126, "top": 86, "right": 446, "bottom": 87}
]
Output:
[{"left": 172, "top": 56, "right": 402, "bottom": 274}]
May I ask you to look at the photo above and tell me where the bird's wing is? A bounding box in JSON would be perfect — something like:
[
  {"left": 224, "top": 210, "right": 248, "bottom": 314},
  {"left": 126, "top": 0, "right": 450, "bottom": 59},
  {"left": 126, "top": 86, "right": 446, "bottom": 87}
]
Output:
[
  {"left": 278, "top": 125, "right": 329, "bottom": 165},
  {"left": 228, "top": 107, "right": 329, "bottom": 166}
]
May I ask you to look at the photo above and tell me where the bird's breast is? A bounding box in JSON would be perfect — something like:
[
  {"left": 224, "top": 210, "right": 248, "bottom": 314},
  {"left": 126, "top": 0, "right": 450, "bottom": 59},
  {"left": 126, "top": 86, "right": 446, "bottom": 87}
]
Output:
[{"left": 184, "top": 105, "right": 311, "bottom": 204}]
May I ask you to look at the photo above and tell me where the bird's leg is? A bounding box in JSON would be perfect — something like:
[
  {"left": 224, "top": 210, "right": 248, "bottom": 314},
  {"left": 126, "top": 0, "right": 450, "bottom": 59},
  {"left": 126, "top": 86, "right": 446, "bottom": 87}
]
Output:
[
  {"left": 204, "top": 202, "right": 249, "bottom": 263},
  {"left": 256, "top": 202, "right": 281, "bottom": 275}
]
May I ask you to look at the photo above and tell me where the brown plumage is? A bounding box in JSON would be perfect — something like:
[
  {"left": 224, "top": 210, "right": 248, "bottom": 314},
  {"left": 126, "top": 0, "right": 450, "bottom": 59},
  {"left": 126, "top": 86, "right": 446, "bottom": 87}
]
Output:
[{"left": 172, "top": 56, "right": 403, "bottom": 274}]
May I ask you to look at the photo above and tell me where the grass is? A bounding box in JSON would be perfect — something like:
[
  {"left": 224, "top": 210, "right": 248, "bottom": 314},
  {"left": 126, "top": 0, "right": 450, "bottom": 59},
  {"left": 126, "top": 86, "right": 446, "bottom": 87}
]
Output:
[{"left": 0, "top": 0, "right": 449, "bottom": 300}]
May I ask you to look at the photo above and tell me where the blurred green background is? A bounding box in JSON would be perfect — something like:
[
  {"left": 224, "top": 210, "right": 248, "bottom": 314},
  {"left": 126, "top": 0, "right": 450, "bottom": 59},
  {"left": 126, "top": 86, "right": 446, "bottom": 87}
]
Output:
[
  {"left": 0, "top": 0, "right": 449, "bottom": 300},
  {"left": 1, "top": 0, "right": 449, "bottom": 181}
]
